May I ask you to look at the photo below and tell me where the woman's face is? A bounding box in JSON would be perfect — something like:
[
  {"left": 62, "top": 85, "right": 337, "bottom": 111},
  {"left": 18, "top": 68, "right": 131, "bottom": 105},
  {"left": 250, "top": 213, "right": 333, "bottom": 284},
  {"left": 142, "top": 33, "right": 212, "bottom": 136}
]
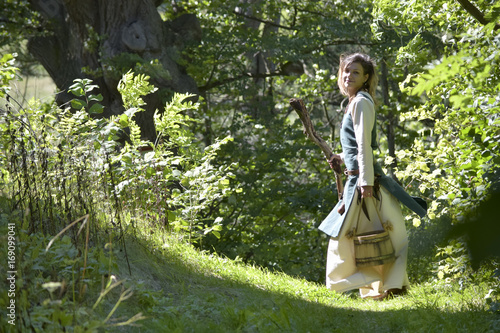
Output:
[{"left": 342, "top": 62, "right": 369, "bottom": 96}]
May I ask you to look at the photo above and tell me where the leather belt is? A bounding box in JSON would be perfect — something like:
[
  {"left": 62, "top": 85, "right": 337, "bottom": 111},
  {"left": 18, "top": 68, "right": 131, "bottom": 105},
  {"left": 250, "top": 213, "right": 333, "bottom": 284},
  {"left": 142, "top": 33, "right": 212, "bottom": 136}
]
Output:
[{"left": 344, "top": 169, "right": 359, "bottom": 176}]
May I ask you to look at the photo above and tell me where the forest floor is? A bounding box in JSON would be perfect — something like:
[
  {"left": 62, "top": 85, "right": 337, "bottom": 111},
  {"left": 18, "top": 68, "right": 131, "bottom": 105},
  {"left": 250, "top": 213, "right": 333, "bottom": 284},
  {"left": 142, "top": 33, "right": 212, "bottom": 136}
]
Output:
[{"left": 104, "top": 229, "right": 500, "bottom": 333}]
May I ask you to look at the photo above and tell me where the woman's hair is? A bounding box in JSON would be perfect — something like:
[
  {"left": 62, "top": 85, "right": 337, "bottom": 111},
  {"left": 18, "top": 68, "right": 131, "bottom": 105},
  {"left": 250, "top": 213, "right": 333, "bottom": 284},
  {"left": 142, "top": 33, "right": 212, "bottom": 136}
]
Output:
[{"left": 337, "top": 53, "right": 378, "bottom": 101}]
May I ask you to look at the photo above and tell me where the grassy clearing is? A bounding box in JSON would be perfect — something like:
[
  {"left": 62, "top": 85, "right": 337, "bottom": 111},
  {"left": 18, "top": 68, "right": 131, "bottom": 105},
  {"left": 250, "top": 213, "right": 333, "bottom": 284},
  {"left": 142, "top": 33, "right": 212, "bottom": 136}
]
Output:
[
  {"left": 106, "top": 223, "right": 499, "bottom": 333},
  {"left": 0, "top": 206, "right": 498, "bottom": 332},
  {"left": 8, "top": 69, "right": 57, "bottom": 106}
]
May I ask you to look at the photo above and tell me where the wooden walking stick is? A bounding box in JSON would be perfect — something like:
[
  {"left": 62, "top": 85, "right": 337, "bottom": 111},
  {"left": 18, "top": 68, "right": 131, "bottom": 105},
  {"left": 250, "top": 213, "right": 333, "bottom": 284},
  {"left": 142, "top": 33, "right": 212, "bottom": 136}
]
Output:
[{"left": 289, "top": 98, "right": 345, "bottom": 212}]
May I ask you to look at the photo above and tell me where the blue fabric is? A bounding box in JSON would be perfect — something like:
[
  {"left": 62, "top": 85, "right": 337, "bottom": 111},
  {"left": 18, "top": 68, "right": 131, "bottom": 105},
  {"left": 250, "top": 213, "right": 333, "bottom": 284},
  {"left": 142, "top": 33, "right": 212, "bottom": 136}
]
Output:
[{"left": 318, "top": 92, "right": 426, "bottom": 238}]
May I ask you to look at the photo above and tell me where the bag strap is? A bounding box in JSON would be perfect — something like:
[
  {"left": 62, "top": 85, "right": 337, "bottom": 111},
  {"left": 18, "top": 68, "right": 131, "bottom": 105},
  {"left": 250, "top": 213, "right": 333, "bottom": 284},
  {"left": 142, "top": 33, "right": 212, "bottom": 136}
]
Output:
[{"left": 352, "top": 190, "right": 386, "bottom": 236}]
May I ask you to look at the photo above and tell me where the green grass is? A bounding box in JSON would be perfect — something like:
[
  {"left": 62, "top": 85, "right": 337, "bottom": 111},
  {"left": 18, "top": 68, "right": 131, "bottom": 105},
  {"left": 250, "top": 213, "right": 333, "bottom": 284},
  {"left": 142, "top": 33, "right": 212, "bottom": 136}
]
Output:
[
  {"left": 8, "top": 71, "right": 57, "bottom": 106},
  {"left": 105, "top": 224, "right": 499, "bottom": 333},
  {"left": 0, "top": 213, "right": 498, "bottom": 332}
]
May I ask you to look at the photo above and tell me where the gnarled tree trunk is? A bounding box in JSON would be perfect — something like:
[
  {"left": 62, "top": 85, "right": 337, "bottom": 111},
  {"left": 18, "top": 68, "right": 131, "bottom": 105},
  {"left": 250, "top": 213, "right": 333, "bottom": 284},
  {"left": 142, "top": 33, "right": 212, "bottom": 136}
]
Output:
[{"left": 27, "top": 0, "right": 200, "bottom": 141}]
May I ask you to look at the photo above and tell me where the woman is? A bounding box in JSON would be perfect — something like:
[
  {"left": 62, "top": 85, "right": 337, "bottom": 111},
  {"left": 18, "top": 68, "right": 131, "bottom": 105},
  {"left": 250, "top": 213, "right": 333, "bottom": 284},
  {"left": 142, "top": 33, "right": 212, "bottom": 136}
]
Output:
[{"left": 318, "top": 53, "right": 426, "bottom": 300}]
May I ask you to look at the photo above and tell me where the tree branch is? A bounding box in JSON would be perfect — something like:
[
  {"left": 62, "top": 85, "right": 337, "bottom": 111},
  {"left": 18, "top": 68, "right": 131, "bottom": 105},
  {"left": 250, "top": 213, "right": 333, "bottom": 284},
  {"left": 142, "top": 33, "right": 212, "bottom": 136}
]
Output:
[
  {"left": 199, "top": 71, "right": 284, "bottom": 93},
  {"left": 289, "top": 98, "right": 344, "bottom": 201},
  {"left": 456, "top": 0, "right": 500, "bottom": 30},
  {"left": 233, "top": 9, "right": 296, "bottom": 31},
  {"left": 198, "top": 37, "right": 378, "bottom": 93}
]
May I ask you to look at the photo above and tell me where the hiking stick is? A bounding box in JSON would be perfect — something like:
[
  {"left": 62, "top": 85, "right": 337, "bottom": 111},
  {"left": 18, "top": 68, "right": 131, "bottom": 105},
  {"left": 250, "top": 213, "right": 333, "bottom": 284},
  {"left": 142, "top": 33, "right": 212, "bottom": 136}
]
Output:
[{"left": 289, "top": 98, "right": 344, "bottom": 200}]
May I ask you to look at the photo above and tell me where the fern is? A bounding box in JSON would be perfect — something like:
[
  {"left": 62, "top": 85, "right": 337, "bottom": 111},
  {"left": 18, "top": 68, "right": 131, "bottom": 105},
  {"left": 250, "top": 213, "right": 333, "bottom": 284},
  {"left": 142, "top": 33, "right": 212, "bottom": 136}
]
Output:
[
  {"left": 117, "top": 70, "right": 158, "bottom": 110},
  {"left": 154, "top": 92, "right": 199, "bottom": 150},
  {"left": 129, "top": 118, "right": 142, "bottom": 147}
]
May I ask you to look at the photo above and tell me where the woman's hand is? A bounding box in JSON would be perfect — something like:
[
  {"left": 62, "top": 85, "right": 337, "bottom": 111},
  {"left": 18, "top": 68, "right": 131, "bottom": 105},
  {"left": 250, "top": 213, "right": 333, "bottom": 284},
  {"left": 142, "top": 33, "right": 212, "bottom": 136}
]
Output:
[
  {"left": 328, "top": 154, "right": 343, "bottom": 173},
  {"left": 361, "top": 185, "right": 374, "bottom": 199}
]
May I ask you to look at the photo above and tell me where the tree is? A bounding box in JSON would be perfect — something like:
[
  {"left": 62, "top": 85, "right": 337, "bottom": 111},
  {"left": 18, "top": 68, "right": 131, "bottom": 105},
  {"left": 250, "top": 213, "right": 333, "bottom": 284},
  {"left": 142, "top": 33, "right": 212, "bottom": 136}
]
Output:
[
  {"left": 3, "top": 0, "right": 202, "bottom": 140},
  {"left": 372, "top": 0, "right": 500, "bottom": 223}
]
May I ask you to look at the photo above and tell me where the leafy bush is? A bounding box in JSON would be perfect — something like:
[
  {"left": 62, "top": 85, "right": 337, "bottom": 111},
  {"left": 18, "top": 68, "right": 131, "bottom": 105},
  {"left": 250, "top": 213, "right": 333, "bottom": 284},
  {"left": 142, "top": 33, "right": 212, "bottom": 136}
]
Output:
[
  {"left": 0, "top": 211, "right": 144, "bottom": 332},
  {"left": 0, "top": 57, "right": 236, "bottom": 330}
]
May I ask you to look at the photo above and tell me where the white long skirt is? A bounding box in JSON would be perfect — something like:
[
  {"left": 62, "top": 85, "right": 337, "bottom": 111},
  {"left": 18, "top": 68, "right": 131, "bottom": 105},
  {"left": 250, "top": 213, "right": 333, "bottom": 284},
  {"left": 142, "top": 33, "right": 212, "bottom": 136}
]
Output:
[{"left": 326, "top": 186, "right": 409, "bottom": 298}]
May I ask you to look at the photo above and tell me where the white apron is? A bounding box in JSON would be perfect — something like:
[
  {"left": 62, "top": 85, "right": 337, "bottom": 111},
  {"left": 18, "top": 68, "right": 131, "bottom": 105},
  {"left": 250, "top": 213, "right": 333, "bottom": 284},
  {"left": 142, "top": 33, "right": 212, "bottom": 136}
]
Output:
[{"left": 325, "top": 186, "right": 409, "bottom": 298}]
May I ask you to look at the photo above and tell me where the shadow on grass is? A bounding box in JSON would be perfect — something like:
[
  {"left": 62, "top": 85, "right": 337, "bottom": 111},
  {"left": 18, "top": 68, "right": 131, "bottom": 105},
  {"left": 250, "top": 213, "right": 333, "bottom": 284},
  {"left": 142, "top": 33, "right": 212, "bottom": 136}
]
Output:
[{"left": 112, "top": 237, "right": 498, "bottom": 333}]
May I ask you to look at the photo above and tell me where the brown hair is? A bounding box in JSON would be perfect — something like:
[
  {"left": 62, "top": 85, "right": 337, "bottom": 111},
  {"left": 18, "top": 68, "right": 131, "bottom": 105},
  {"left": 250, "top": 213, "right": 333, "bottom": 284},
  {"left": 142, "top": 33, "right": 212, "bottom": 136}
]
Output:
[{"left": 337, "top": 53, "right": 378, "bottom": 101}]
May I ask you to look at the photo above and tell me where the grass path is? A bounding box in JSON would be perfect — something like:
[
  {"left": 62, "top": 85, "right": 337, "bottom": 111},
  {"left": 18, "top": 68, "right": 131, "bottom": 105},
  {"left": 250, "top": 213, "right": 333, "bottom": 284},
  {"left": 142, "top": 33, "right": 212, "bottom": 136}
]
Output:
[{"left": 109, "top": 230, "right": 499, "bottom": 333}]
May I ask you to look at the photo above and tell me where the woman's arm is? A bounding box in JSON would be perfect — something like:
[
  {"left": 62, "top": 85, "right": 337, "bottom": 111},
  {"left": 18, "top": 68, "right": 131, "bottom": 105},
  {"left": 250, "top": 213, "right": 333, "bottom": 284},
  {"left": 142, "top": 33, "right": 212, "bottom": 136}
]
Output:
[{"left": 351, "top": 97, "right": 375, "bottom": 197}]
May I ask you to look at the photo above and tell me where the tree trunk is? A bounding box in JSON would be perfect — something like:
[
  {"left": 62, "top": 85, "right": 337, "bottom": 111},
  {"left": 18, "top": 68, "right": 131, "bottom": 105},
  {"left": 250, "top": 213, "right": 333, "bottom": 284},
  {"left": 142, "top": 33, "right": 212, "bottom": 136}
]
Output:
[
  {"left": 240, "top": 0, "right": 280, "bottom": 119},
  {"left": 27, "top": 0, "right": 200, "bottom": 141},
  {"left": 380, "top": 58, "right": 397, "bottom": 178}
]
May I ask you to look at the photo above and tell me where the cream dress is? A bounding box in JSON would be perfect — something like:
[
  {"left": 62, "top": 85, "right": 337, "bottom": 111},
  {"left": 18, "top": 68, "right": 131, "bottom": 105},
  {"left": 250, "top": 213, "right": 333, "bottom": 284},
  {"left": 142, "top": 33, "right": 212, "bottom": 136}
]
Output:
[
  {"left": 324, "top": 92, "right": 409, "bottom": 298},
  {"left": 325, "top": 187, "right": 409, "bottom": 298}
]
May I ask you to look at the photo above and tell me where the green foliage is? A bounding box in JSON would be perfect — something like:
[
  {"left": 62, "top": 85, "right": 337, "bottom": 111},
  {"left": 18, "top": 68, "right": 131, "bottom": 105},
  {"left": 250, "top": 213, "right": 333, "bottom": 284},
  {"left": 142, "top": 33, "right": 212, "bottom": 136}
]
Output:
[
  {"left": 379, "top": 7, "right": 500, "bottom": 223},
  {"left": 154, "top": 92, "right": 198, "bottom": 150},
  {"left": 171, "top": 0, "right": 374, "bottom": 93},
  {"left": 435, "top": 240, "right": 472, "bottom": 282},
  {"left": 117, "top": 70, "right": 158, "bottom": 110},
  {"left": 101, "top": 53, "right": 172, "bottom": 84},
  {"left": 0, "top": 1, "right": 42, "bottom": 48},
  {"left": 110, "top": 72, "right": 235, "bottom": 242},
  {"left": 115, "top": 70, "right": 158, "bottom": 145},
  {"left": 373, "top": 0, "right": 468, "bottom": 33},
  {"left": 0, "top": 69, "right": 237, "bottom": 329},
  {"left": 69, "top": 78, "right": 104, "bottom": 114},
  {"left": 0, "top": 214, "right": 143, "bottom": 332},
  {"left": 0, "top": 53, "right": 18, "bottom": 97},
  {"left": 170, "top": 136, "right": 235, "bottom": 244}
]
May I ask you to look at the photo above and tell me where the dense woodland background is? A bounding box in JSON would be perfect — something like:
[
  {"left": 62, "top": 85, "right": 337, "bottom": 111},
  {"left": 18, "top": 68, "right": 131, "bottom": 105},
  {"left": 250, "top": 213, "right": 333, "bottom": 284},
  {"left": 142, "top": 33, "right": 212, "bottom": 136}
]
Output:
[{"left": 0, "top": 0, "right": 499, "bottom": 331}]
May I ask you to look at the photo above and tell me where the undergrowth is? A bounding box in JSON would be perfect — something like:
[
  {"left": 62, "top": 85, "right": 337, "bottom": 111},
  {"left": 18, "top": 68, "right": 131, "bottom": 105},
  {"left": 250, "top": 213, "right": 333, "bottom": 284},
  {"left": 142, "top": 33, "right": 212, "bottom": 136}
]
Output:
[
  {"left": 0, "top": 213, "right": 145, "bottom": 331},
  {"left": 0, "top": 66, "right": 234, "bottom": 331}
]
